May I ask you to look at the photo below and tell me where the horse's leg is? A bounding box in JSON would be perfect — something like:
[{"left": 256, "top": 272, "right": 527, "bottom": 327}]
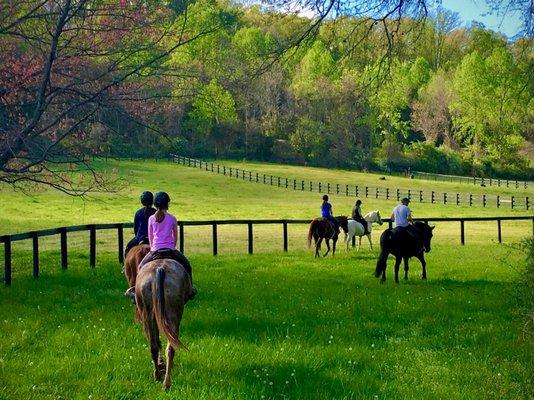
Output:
[
  {"left": 332, "top": 237, "right": 337, "bottom": 256},
  {"left": 162, "top": 305, "right": 184, "bottom": 390},
  {"left": 315, "top": 237, "right": 322, "bottom": 258},
  {"left": 367, "top": 234, "right": 373, "bottom": 250},
  {"left": 345, "top": 232, "right": 351, "bottom": 251},
  {"left": 394, "top": 256, "right": 402, "bottom": 284},
  {"left": 403, "top": 257, "right": 409, "bottom": 280},
  {"left": 416, "top": 253, "right": 427, "bottom": 280},
  {"left": 358, "top": 236, "right": 362, "bottom": 251},
  {"left": 323, "top": 239, "right": 330, "bottom": 257},
  {"left": 147, "top": 317, "right": 163, "bottom": 382}
]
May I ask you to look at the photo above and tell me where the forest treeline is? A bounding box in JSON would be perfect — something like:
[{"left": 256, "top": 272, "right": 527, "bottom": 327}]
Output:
[{"left": 2, "top": 1, "right": 533, "bottom": 180}]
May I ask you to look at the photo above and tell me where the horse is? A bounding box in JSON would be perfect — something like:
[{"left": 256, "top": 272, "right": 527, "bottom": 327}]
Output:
[
  {"left": 307, "top": 216, "right": 349, "bottom": 258},
  {"left": 123, "top": 244, "right": 150, "bottom": 288},
  {"left": 135, "top": 258, "right": 193, "bottom": 390},
  {"left": 374, "top": 221, "right": 435, "bottom": 283},
  {"left": 345, "top": 210, "right": 383, "bottom": 251}
]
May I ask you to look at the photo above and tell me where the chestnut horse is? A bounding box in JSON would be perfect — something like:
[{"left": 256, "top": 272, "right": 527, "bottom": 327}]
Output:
[
  {"left": 123, "top": 244, "right": 150, "bottom": 288},
  {"left": 307, "top": 216, "right": 348, "bottom": 258}
]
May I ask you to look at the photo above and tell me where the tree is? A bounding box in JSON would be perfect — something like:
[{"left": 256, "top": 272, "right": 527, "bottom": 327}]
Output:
[
  {"left": 0, "top": 0, "right": 225, "bottom": 194},
  {"left": 451, "top": 48, "right": 530, "bottom": 164}
]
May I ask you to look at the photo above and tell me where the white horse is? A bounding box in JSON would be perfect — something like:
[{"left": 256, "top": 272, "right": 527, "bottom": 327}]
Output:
[{"left": 345, "top": 210, "right": 383, "bottom": 251}]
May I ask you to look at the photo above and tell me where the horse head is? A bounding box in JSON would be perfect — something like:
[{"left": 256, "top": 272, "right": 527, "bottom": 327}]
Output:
[
  {"left": 365, "top": 210, "right": 383, "bottom": 225},
  {"left": 414, "top": 221, "right": 435, "bottom": 252}
]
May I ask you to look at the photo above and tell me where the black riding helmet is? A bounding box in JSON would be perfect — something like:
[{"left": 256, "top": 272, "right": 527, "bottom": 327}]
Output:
[
  {"left": 140, "top": 191, "right": 154, "bottom": 206},
  {"left": 322, "top": 194, "right": 329, "bottom": 201},
  {"left": 154, "top": 192, "right": 171, "bottom": 209}
]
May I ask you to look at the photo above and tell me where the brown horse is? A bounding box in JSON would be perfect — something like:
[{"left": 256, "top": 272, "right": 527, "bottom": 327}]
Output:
[
  {"left": 307, "top": 216, "right": 348, "bottom": 258},
  {"left": 135, "top": 258, "right": 193, "bottom": 390},
  {"left": 123, "top": 244, "right": 150, "bottom": 288}
]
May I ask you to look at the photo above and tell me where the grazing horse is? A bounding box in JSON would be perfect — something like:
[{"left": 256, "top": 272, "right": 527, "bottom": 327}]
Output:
[
  {"left": 345, "top": 210, "right": 383, "bottom": 251},
  {"left": 374, "top": 221, "right": 435, "bottom": 283},
  {"left": 307, "top": 216, "right": 349, "bottom": 258},
  {"left": 135, "top": 259, "right": 193, "bottom": 390},
  {"left": 123, "top": 244, "right": 150, "bottom": 288}
]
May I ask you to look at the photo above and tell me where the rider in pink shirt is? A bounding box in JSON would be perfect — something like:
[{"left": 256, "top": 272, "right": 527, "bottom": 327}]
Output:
[{"left": 125, "top": 192, "right": 196, "bottom": 302}]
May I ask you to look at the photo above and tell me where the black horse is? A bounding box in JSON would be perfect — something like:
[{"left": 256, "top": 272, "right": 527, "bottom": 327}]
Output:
[
  {"left": 307, "top": 216, "right": 349, "bottom": 258},
  {"left": 374, "top": 221, "right": 435, "bottom": 283}
]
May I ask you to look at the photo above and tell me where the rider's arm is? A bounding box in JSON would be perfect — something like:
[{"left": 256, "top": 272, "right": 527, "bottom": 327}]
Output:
[
  {"left": 390, "top": 212, "right": 395, "bottom": 221},
  {"left": 148, "top": 218, "right": 154, "bottom": 246},
  {"left": 407, "top": 208, "right": 413, "bottom": 222}
]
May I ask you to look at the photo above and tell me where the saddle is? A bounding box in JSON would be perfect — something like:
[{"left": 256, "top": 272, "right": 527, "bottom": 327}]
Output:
[{"left": 150, "top": 248, "right": 182, "bottom": 263}]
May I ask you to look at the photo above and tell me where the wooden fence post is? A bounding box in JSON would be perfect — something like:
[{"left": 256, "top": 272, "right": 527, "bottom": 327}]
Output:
[
  {"left": 497, "top": 219, "right": 502, "bottom": 243},
  {"left": 375, "top": 188, "right": 379, "bottom": 199},
  {"left": 397, "top": 189, "right": 400, "bottom": 201},
  {"left": 32, "top": 232, "right": 39, "bottom": 279},
  {"left": 443, "top": 192, "right": 447, "bottom": 204},
  {"left": 248, "top": 222, "right": 253, "bottom": 254},
  {"left": 386, "top": 188, "right": 390, "bottom": 200},
  {"left": 365, "top": 186, "right": 369, "bottom": 198},
  {"left": 511, "top": 196, "right": 515, "bottom": 209},
  {"left": 89, "top": 225, "right": 96, "bottom": 268},
  {"left": 469, "top": 194, "right": 473, "bottom": 206},
  {"left": 456, "top": 193, "right": 459, "bottom": 206},
  {"left": 345, "top": 185, "right": 349, "bottom": 197},
  {"left": 212, "top": 223, "right": 218, "bottom": 256},
  {"left": 283, "top": 221, "right": 288, "bottom": 252},
  {"left": 526, "top": 197, "right": 530, "bottom": 210},
  {"left": 483, "top": 195, "right": 486, "bottom": 207},
  {"left": 117, "top": 224, "right": 124, "bottom": 264},
  {"left": 497, "top": 195, "right": 500, "bottom": 208},
  {"left": 419, "top": 191, "right": 423, "bottom": 203},
  {"left": 431, "top": 191, "right": 435, "bottom": 204},
  {"left": 179, "top": 222, "right": 184, "bottom": 254},
  {"left": 460, "top": 220, "right": 465, "bottom": 245},
  {"left": 319, "top": 182, "right": 322, "bottom": 192},
  {"left": 60, "top": 228, "right": 68, "bottom": 269},
  {"left": 355, "top": 186, "right": 359, "bottom": 197},
  {"left": 327, "top": 183, "right": 330, "bottom": 193},
  {"left": 4, "top": 236, "right": 11, "bottom": 286},
  {"left": 388, "top": 220, "right": 393, "bottom": 229}
]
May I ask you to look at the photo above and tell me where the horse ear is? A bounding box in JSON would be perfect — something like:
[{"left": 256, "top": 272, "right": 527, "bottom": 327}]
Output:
[{"left": 430, "top": 225, "right": 435, "bottom": 230}]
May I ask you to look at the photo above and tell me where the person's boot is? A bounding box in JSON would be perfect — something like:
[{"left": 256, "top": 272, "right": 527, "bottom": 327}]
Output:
[
  {"left": 124, "top": 286, "right": 136, "bottom": 305},
  {"left": 188, "top": 286, "right": 198, "bottom": 301}
]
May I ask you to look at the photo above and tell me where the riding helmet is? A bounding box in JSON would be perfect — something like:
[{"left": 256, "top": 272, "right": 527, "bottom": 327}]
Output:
[
  {"left": 323, "top": 194, "right": 329, "bottom": 201},
  {"left": 154, "top": 192, "right": 171, "bottom": 209},
  {"left": 140, "top": 191, "right": 154, "bottom": 206},
  {"left": 401, "top": 197, "right": 410, "bottom": 204}
]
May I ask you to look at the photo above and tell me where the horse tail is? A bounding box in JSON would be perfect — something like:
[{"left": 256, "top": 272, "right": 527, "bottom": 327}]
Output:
[
  {"left": 153, "top": 267, "right": 186, "bottom": 350},
  {"left": 307, "top": 220, "right": 316, "bottom": 249},
  {"left": 375, "top": 230, "right": 391, "bottom": 278}
]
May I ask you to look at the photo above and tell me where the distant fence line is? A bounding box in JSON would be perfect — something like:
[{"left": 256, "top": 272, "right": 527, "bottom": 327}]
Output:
[
  {"left": 1, "top": 216, "right": 533, "bottom": 286},
  {"left": 172, "top": 155, "right": 531, "bottom": 210},
  {"left": 411, "top": 170, "right": 530, "bottom": 189}
]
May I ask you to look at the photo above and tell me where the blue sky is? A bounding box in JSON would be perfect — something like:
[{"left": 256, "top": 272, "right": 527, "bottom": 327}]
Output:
[{"left": 441, "top": 0, "right": 523, "bottom": 37}]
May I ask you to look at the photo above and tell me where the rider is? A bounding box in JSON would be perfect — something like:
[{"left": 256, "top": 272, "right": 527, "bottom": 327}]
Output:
[
  {"left": 125, "top": 192, "right": 196, "bottom": 302},
  {"left": 351, "top": 199, "right": 370, "bottom": 234},
  {"left": 321, "top": 194, "right": 339, "bottom": 232},
  {"left": 124, "top": 191, "right": 156, "bottom": 257},
  {"left": 391, "top": 197, "right": 417, "bottom": 238}
]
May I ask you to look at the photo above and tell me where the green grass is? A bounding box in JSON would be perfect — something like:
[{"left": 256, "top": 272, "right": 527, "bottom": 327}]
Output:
[
  {"left": 0, "top": 159, "right": 531, "bottom": 235},
  {"left": 0, "top": 244, "right": 532, "bottom": 400},
  {"left": 0, "top": 159, "right": 532, "bottom": 399}
]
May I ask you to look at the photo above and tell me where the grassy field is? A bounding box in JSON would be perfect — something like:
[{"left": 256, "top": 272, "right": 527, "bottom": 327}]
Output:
[
  {"left": 0, "top": 159, "right": 533, "bottom": 399},
  {"left": 0, "top": 159, "right": 531, "bottom": 235}
]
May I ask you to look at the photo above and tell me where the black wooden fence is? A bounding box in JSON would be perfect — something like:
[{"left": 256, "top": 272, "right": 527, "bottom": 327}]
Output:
[
  {"left": 412, "top": 170, "right": 530, "bottom": 189},
  {"left": 172, "top": 155, "right": 531, "bottom": 210},
  {"left": 1, "top": 216, "right": 532, "bottom": 286}
]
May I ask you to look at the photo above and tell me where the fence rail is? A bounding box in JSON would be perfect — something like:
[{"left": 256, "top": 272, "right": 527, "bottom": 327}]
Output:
[
  {"left": 1, "top": 216, "right": 533, "bottom": 286},
  {"left": 171, "top": 155, "right": 531, "bottom": 210},
  {"left": 412, "top": 170, "right": 530, "bottom": 189}
]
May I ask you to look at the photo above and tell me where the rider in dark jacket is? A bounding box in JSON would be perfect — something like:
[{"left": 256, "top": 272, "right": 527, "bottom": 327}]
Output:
[
  {"left": 351, "top": 199, "right": 370, "bottom": 234},
  {"left": 124, "top": 191, "right": 156, "bottom": 256}
]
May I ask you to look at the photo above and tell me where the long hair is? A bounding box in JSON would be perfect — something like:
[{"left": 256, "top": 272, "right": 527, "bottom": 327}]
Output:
[{"left": 155, "top": 206, "right": 167, "bottom": 223}]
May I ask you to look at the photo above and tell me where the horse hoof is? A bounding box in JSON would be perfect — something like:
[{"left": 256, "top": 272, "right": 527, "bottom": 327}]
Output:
[
  {"left": 422, "top": 276, "right": 427, "bottom": 280},
  {"left": 163, "top": 380, "right": 171, "bottom": 391},
  {"left": 380, "top": 279, "right": 386, "bottom": 284},
  {"left": 404, "top": 276, "right": 408, "bottom": 281},
  {"left": 154, "top": 370, "right": 163, "bottom": 382}
]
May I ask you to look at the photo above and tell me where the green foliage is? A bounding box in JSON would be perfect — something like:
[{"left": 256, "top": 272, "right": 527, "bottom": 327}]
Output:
[{"left": 451, "top": 48, "right": 529, "bottom": 165}]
